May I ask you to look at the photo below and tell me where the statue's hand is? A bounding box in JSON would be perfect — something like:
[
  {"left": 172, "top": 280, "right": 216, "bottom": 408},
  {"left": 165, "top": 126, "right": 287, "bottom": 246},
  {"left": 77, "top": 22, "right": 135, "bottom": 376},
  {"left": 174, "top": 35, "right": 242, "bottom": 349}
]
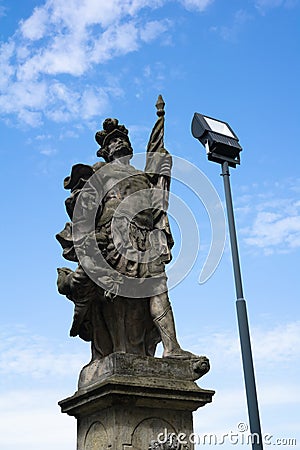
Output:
[
  {"left": 99, "top": 275, "right": 121, "bottom": 302},
  {"left": 104, "top": 290, "right": 118, "bottom": 302},
  {"left": 159, "top": 152, "right": 172, "bottom": 176}
]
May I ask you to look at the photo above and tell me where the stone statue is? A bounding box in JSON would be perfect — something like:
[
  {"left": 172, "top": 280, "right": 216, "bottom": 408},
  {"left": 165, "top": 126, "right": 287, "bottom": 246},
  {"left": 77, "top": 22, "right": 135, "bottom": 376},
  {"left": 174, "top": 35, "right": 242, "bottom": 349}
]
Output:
[{"left": 56, "top": 96, "right": 202, "bottom": 363}]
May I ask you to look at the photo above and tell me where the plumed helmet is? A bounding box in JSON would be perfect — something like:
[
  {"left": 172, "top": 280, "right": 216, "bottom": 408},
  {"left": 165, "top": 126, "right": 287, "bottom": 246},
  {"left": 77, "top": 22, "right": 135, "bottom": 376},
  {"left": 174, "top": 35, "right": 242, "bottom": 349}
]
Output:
[{"left": 95, "top": 118, "right": 131, "bottom": 160}]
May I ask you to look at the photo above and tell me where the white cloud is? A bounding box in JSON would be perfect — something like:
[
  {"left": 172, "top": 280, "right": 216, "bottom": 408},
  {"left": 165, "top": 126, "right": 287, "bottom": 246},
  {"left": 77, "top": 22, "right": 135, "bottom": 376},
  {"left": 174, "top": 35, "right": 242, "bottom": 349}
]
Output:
[
  {"left": 0, "top": 327, "right": 87, "bottom": 379},
  {"left": 179, "top": 0, "right": 214, "bottom": 12},
  {"left": 80, "top": 87, "right": 110, "bottom": 119},
  {"left": 254, "top": 0, "right": 298, "bottom": 13},
  {"left": 210, "top": 9, "right": 253, "bottom": 41},
  {"left": 40, "top": 146, "right": 57, "bottom": 156},
  {"left": 252, "top": 321, "right": 300, "bottom": 362},
  {"left": 0, "top": 41, "right": 16, "bottom": 90},
  {"left": 185, "top": 321, "right": 300, "bottom": 447},
  {"left": 244, "top": 211, "right": 300, "bottom": 251},
  {"left": 90, "top": 21, "right": 140, "bottom": 64},
  {"left": 140, "top": 19, "right": 172, "bottom": 42},
  {"left": 236, "top": 182, "right": 300, "bottom": 254},
  {"left": 256, "top": 0, "right": 285, "bottom": 7},
  {"left": 189, "top": 320, "right": 300, "bottom": 370},
  {"left": 0, "top": 4, "right": 6, "bottom": 19},
  {"left": 0, "top": 0, "right": 212, "bottom": 127},
  {"left": 20, "top": 6, "right": 49, "bottom": 41},
  {"left": 0, "top": 389, "right": 76, "bottom": 450}
]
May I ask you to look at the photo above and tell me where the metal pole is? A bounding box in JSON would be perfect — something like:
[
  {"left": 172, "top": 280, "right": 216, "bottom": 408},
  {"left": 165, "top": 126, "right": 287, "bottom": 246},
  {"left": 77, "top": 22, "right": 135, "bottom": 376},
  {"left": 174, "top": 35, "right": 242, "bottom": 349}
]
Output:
[{"left": 221, "top": 161, "right": 263, "bottom": 450}]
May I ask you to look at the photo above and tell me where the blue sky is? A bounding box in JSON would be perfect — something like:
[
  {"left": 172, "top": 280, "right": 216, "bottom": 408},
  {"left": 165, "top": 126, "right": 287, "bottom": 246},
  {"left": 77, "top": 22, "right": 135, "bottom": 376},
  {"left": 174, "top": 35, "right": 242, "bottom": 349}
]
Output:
[{"left": 1, "top": 0, "right": 300, "bottom": 448}]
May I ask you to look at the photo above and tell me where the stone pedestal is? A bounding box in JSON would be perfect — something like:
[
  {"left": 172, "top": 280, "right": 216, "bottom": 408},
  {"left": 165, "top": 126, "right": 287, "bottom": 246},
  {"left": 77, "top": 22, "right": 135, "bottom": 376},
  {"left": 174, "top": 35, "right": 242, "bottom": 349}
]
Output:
[{"left": 59, "top": 353, "right": 214, "bottom": 450}]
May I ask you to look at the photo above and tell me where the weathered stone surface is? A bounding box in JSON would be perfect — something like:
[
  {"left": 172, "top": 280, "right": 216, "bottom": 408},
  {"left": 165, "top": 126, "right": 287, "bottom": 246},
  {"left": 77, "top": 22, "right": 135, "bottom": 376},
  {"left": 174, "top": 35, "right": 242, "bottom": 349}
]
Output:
[
  {"left": 59, "top": 353, "right": 214, "bottom": 450},
  {"left": 84, "top": 421, "right": 108, "bottom": 449},
  {"left": 77, "top": 353, "right": 210, "bottom": 390}
]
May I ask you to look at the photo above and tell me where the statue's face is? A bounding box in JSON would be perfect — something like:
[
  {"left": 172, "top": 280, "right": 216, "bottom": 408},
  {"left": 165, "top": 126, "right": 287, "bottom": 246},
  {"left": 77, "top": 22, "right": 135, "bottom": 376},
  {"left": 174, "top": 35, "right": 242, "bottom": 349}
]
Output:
[{"left": 106, "top": 136, "right": 133, "bottom": 162}]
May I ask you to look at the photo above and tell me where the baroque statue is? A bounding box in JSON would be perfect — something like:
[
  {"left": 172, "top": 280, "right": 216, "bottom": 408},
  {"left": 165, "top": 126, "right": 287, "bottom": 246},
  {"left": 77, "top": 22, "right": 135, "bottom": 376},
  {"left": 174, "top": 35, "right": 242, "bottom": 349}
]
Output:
[{"left": 56, "top": 96, "right": 205, "bottom": 365}]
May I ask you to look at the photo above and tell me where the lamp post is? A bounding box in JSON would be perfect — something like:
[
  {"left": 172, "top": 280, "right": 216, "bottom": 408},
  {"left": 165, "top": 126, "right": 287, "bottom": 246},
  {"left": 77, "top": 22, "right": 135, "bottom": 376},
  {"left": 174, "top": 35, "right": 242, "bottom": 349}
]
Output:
[{"left": 191, "top": 113, "right": 263, "bottom": 450}]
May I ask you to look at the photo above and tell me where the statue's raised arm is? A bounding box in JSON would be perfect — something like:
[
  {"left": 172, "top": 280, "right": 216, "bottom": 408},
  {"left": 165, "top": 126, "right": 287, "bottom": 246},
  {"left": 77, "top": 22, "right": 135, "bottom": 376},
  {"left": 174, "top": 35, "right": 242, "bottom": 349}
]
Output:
[
  {"left": 145, "top": 95, "right": 172, "bottom": 206},
  {"left": 144, "top": 95, "right": 174, "bottom": 254}
]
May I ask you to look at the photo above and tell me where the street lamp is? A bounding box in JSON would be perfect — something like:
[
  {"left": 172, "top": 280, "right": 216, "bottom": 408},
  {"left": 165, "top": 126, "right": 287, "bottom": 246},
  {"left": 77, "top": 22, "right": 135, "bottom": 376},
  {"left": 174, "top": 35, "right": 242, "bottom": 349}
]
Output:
[
  {"left": 191, "top": 113, "right": 242, "bottom": 167},
  {"left": 191, "top": 112, "right": 263, "bottom": 450}
]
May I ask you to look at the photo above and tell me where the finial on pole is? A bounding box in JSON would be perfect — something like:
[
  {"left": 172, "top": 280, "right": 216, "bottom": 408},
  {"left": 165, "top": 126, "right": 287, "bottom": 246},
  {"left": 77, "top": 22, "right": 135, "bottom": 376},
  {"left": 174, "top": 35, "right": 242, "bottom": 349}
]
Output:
[{"left": 156, "top": 95, "right": 165, "bottom": 117}]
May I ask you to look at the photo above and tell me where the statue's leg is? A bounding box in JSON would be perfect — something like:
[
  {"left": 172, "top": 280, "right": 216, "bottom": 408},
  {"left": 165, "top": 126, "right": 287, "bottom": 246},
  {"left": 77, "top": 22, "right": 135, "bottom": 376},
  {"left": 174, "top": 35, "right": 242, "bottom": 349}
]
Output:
[{"left": 150, "top": 292, "right": 198, "bottom": 359}]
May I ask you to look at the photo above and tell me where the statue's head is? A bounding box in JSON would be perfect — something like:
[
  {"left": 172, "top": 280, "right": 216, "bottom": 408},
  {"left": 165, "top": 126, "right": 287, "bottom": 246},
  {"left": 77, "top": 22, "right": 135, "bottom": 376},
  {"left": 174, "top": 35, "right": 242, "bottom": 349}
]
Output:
[{"left": 95, "top": 118, "right": 133, "bottom": 162}]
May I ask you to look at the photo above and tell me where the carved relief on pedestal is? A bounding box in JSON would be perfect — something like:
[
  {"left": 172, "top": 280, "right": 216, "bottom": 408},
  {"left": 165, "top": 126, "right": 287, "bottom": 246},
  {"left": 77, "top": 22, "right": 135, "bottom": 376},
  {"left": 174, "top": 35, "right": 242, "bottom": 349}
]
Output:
[
  {"left": 84, "top": 421, "right": 108, "bottom": 450},
  {"left": 122, "top": 417, "right": 176, "bottom": 450},
  {"left": 149, "top": 432, "right": 191, "bottom": 450}
]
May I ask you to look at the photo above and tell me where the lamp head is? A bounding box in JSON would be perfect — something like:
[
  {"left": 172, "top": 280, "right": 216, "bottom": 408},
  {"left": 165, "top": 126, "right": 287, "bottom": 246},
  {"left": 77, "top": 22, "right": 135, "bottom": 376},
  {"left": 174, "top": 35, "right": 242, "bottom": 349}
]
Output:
[{"left": 191, "top": 113, "right": 242, "bottom": 168}]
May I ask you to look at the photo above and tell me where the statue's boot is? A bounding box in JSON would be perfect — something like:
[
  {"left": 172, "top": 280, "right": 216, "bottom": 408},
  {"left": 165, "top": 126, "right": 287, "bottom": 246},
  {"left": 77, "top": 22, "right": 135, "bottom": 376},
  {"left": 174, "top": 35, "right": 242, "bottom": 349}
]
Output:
[{"left": 153, "top": 304, "right": 199, "bottom": 359}]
